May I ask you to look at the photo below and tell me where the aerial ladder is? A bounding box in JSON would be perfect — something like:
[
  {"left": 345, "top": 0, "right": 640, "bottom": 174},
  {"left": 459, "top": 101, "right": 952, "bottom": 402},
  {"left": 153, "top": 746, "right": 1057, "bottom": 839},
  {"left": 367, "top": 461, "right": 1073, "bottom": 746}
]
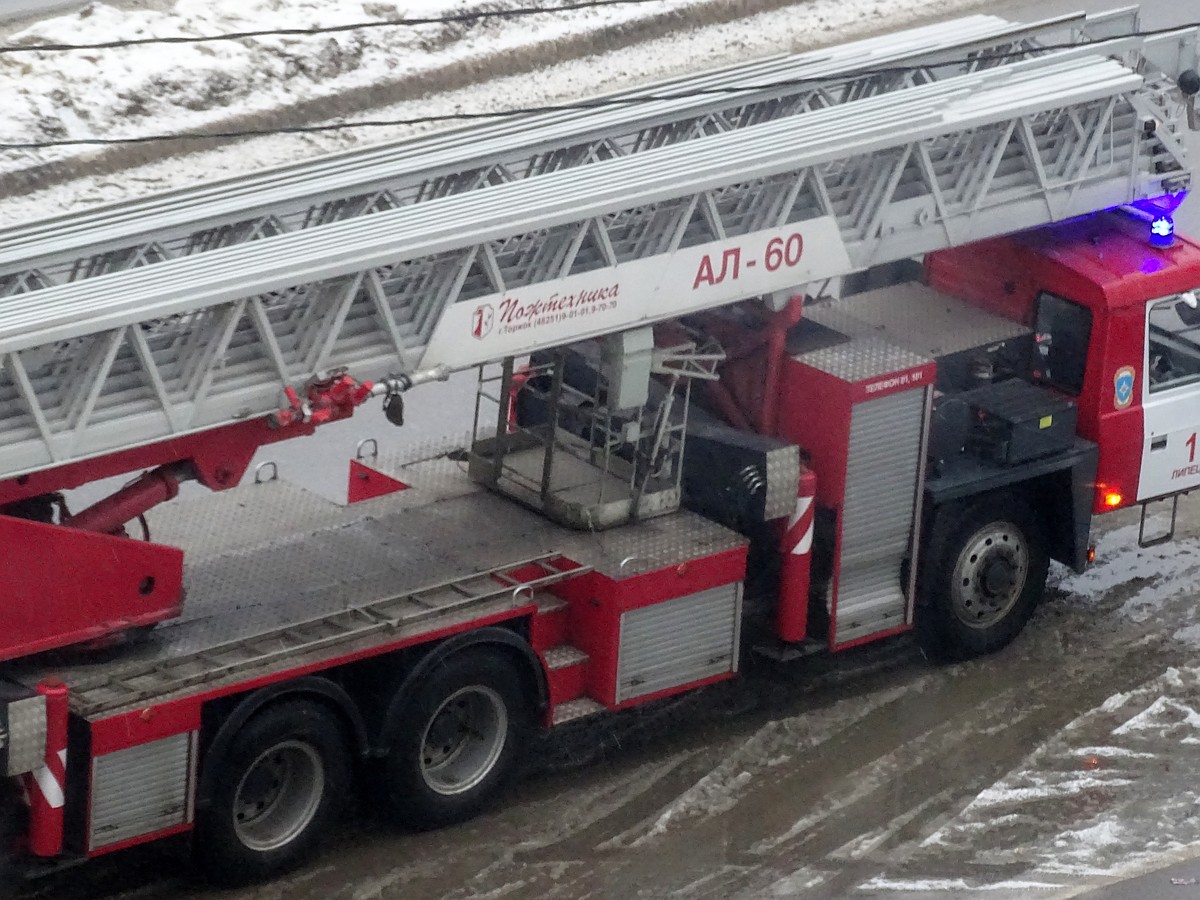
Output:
[
  {"left": 0, "top": 10, "right": 1136, "bottom": 292},
  {"left": 0, "top": 9, "right": 1194, "bottom": 661}
]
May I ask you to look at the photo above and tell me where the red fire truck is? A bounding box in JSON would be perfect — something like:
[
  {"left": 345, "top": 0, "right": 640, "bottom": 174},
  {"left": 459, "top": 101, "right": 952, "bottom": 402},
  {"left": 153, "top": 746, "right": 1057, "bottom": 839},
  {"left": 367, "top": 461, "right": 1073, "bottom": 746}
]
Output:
[{"left": 0, "top": 7, "right": 1197, "bottom": 887}]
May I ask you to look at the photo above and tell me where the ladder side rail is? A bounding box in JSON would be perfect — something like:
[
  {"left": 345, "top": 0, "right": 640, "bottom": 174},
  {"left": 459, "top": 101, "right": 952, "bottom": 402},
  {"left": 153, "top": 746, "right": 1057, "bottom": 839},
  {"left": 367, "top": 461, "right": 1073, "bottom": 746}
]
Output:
[
  {"left": 69, "top": 555, "right": 591, "bottom": 718},
  {"left": 0, "top": 15, "right": 1099, "bottom": 284},
  {"left": 0, "top": 55, "right": 1181, "bottom": 480}
]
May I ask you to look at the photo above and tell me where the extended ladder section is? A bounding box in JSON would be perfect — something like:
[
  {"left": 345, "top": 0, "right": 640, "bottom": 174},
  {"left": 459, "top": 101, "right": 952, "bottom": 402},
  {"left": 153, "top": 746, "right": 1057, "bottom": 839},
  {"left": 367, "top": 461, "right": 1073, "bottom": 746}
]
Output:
[
  {"left": 0, "top": 11, "right": 1194, "bottom": 483},
  {"left": 0, "top": 11, "right": 1111, "bottom": 291}
]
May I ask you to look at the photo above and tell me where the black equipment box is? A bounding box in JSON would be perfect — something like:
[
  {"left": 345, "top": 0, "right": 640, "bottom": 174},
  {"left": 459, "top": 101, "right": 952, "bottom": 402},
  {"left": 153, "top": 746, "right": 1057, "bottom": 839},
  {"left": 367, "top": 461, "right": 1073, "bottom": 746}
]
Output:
[{"left": 960, "top": 379, "right": 1077, "bottom": 466}]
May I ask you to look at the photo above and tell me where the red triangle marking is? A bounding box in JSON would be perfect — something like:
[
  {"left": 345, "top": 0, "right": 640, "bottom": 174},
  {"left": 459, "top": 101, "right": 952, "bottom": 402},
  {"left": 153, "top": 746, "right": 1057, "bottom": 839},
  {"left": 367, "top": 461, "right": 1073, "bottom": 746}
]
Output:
[{"left": 347, "top": 458, "right": 408, "bottom": 504}]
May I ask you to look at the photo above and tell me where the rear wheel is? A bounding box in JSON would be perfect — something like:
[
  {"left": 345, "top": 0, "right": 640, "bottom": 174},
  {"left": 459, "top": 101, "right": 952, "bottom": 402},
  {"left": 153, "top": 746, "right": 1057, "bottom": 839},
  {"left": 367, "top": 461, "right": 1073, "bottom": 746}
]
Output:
[
  {"left": 383, "top": 650, "right": 529, "bottom": 829},
  {"left": 0, "top": 779, "right": 23, "bottom": 892},
  {"left": 918, "top": 493, "right": 1048, "bottom": 661},
  {"left": 195, "top": 700, "right": 351, "bottom": 884}
]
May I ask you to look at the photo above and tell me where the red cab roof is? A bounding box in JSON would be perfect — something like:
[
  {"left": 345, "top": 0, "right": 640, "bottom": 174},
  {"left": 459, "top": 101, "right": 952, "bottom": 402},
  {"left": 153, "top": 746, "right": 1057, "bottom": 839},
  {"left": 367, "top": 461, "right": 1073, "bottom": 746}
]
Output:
[{"left": 1013, "top": 210, "right": 1200, "bottom": 310}]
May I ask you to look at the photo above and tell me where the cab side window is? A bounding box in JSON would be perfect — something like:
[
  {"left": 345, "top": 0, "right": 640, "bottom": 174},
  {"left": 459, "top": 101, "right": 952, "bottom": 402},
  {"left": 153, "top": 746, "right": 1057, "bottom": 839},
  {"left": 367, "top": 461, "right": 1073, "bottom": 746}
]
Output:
[
  {"left": 1034, "top": 293, "right": 1092, "bottom": 396},
  {"left": 1147, "top": 294, "right": 1200, "bottom": 393}
]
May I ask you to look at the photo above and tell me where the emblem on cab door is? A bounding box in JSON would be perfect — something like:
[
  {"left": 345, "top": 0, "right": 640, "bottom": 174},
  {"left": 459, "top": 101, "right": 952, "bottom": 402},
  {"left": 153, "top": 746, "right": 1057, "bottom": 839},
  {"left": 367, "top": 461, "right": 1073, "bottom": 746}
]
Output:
[
  {"left": 471, "top": 304, "right": 494, "bottom": 340},
  {"left": 1114, "top": 366, "right": 1135, "bottom": 409}
]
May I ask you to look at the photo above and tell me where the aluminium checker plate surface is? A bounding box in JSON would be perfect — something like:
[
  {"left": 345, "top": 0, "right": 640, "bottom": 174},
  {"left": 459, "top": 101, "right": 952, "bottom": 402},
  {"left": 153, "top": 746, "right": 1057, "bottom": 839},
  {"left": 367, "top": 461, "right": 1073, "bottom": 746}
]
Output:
[
  {"left": 790, "top": 334, "right": 930, "bottom": 384},
  {"left": 805, "top": 284, "right": 1032, "bottom": 359},
  {"left": 11, "top": 450, "right": 744, "bottom": 717}
]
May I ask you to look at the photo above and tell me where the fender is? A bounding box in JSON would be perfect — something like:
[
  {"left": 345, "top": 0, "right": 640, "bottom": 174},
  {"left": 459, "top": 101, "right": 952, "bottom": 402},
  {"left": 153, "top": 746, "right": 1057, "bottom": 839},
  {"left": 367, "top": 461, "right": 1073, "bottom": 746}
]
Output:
[
  {"left": 925, "top": 439, "right": 1098, "bottom": 572},
  {"left": 195, "top": 675, "right": 369, "bottom": 810},
  {"left": 375, "top": 626, "right": 548, "bottom": 753}
]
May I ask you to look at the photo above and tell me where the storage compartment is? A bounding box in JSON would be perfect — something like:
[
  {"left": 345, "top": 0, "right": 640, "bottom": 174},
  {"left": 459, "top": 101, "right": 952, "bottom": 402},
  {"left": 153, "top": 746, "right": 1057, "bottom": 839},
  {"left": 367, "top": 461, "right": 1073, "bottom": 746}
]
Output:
[
  {"left": 777, "top": 334, "right": 935, "bottom": 648},
  {"left": 960, "top": 379, "right": 1078, "bottom": 465},
  {"left": 616, "top": 583, "right": 741, "bottom": 703}
]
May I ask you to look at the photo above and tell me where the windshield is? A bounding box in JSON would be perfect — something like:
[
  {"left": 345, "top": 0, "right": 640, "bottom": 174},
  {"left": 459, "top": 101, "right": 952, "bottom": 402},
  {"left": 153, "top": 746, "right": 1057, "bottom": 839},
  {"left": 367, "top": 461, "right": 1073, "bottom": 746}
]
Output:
[{"left": 1146, "top": 289, "right": 1200, "bottom": 393}]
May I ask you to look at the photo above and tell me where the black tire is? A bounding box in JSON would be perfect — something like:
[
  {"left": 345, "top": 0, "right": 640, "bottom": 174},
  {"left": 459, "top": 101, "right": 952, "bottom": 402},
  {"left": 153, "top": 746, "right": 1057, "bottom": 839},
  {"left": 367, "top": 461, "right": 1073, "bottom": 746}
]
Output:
[
  {"left": 383, "top": 650, "right": 530, "bottom": 829},
  {"left": 917, "top": 492, "right": 1048, "bottom": 661},
  {"left": 194, "top": 700, "right": 351, "bottom": 885},
  {"left": 0, "top": 779, "right": 23, "bottom": 893}
]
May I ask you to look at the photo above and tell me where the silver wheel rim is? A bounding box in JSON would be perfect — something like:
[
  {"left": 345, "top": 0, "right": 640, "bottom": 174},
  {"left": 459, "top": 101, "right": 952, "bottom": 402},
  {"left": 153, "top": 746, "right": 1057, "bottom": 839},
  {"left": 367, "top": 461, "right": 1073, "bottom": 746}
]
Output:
[
  {"left": 950, "top": 520, "right": 1030, "bottom": 630},
  {"left": 420, "top": 685, "right": 507, "bottom": 796},
  {"left": 233, "top": 740, "right": 324, "bottom": 852}
]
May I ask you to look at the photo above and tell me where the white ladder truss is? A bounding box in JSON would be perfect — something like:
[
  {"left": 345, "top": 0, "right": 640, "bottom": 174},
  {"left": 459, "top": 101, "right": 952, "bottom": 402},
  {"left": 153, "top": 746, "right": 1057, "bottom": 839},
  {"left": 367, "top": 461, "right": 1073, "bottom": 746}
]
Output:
[
  {"left": 0, "top": 9, "right": 1139, "bottom": 294},
  {"left": 0, "top": 33, "right": 1194, "bottom": 481}
]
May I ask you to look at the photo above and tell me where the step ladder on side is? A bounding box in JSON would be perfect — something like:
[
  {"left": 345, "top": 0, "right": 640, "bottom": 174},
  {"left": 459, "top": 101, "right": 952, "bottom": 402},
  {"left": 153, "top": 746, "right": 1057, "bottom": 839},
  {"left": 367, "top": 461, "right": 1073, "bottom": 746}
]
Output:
[
  {"left": 0, "top": 10, "right": 1132, "bottom": 295},
  {"left": 66, "top": 552, "right": 591, "bottom": 719},
  {"left": 0, "top": 22, "right": 1193, "bottom": 485},
  {"left": 526, "top": 591, "right": 604, "bottom": 723}
]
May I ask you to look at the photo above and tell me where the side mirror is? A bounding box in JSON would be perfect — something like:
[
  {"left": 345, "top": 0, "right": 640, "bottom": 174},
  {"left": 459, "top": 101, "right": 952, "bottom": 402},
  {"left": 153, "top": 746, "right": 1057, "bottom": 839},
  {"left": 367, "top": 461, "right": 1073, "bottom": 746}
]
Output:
[{"left": 1177, "top": 291, "right": 1200, "bottom": 326}]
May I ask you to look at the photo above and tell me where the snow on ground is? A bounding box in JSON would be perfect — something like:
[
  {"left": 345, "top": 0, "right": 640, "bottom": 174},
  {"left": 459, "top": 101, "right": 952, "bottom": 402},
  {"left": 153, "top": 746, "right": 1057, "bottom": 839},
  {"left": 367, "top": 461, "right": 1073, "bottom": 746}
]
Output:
[
  {"left": 911, "top": 667, "right": 1200, "bottom": 883},
  {"left": 0, "top": 0, "right": 994, "bottom": 224},
  {"left": 1055, "top": 519, "right": 1200, "bottom": 623},
  {"left": 0, "top": 0, "right": 696, "bottom": 153}
]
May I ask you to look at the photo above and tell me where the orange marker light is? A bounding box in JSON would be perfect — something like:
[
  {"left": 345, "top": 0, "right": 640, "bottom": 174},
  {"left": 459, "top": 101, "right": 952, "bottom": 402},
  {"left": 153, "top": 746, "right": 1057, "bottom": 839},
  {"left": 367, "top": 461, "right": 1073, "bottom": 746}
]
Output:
[{"left": 1104, "top": 491, "right": 1123, "bottom": 508}]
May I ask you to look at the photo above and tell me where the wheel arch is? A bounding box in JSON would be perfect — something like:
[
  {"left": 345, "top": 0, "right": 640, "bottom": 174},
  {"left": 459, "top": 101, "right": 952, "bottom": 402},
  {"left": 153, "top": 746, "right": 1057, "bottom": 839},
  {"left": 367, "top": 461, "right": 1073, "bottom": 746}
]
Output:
[
  {"left": 196, "top": 676, "right": 368, "bottom": 811},
  {"left": 923, "top": 441, "right": 1097, "bottom": 572},
  {"left": 375, "top": 626, "right": 547, "bottom": 753}
]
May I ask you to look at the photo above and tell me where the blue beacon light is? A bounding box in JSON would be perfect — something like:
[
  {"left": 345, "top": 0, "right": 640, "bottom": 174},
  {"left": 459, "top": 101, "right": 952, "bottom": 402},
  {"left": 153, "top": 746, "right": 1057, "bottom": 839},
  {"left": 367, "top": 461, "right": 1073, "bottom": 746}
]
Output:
[
  {"left": 1150, "top": 214, "right": 1175, "bottom": 248},
  {"left": 1125, "top": 190, "right": 1186, "bottom": 248}
]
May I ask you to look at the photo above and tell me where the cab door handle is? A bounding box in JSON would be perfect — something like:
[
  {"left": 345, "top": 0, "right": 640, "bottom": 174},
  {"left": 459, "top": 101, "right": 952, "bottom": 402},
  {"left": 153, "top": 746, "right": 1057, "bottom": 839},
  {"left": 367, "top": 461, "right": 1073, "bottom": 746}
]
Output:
[{"left": 1151, "top": 435, "right": 1168, "bottom": 451}]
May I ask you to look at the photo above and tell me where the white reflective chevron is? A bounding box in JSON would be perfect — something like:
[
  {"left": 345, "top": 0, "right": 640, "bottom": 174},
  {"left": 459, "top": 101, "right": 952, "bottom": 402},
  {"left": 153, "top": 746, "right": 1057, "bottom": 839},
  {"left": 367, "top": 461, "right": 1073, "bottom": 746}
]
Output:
[
  {"left": 0, "top": 16, "right": 1192, "bottom": 482},
  {"left": 30, "top": 751, "right": 66, "bottom": 810},
  {"left": 789, "top": 496, "right": 815, "bottom": 555}
]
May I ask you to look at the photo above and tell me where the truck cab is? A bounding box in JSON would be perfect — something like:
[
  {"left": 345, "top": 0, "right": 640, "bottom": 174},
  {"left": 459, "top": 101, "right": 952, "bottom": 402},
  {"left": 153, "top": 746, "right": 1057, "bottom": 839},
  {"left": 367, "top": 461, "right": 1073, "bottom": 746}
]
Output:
[{"left": 927, "top": 208, "right": 1200, "bottom": 517}]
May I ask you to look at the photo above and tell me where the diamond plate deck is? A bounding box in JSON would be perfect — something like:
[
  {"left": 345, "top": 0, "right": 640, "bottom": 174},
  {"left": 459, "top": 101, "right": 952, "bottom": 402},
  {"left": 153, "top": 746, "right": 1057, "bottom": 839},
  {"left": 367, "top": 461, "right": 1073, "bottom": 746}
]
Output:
[
  {"left": 790, "top": 336, "right": 930, "bottom": 384},
  {"left": 11, "top": 450, "right": 744, "bottom": 717},
  {"left": 805, "top": 284, "right": 1032, "bottom": 359}
]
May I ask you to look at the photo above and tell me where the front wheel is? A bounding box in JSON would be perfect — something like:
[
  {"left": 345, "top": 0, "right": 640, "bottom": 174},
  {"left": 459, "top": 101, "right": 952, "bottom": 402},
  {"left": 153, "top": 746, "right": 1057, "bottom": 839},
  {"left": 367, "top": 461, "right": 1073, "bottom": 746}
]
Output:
[
  {"left": 0, "top": 779, "right": 23, "bottom": 893},
  {"left": 917, "top": 493, "right": 1048, "bottom": 661},
  {"left": 383, "top": 650, "right": 530, "bottom": 829},
  {"left": 194, "top": 700, "right": 351, "bottom": 884}
]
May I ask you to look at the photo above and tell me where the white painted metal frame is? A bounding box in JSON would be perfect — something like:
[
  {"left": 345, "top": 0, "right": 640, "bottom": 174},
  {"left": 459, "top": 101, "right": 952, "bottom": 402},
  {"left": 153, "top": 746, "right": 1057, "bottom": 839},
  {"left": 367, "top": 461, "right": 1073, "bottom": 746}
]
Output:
[
  {"left": 0, "top": 32, "right": 1192, "bottom": 480},
  {"left": 0, "top": 11, "right": 1118, "bottom": 291}
]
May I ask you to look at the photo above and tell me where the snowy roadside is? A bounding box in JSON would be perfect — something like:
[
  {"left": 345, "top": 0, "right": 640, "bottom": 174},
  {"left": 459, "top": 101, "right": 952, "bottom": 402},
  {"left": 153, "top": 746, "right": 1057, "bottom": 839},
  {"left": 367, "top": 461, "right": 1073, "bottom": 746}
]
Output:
[
  {"left": 0, "top": 0, "right": 995, "bottom": 225},
  {"left": 847, "top": 527, "right": 1200, "bottom": 895},
  {"left": 863, "top": 663, "right": 1200, "bottom": 896}
]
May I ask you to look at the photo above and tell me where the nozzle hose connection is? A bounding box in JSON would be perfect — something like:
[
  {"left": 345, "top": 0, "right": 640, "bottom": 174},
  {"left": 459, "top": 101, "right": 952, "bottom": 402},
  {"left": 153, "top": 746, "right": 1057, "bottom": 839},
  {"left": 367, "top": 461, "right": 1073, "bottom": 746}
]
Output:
[{"left": 373, "top": 365, "right": 452, "bottom": 426}]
